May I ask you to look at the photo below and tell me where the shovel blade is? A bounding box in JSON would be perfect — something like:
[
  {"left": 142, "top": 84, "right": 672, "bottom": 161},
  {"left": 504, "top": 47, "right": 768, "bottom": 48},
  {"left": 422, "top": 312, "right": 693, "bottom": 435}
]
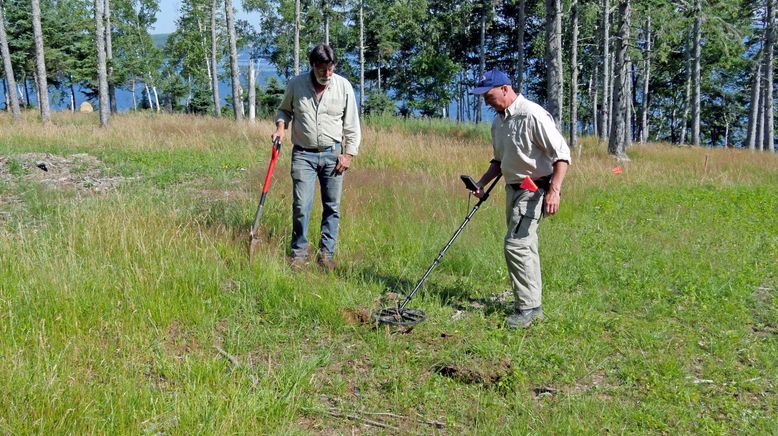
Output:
[{"left": 248, "top": 232, "right": 262, "bottom": 260}]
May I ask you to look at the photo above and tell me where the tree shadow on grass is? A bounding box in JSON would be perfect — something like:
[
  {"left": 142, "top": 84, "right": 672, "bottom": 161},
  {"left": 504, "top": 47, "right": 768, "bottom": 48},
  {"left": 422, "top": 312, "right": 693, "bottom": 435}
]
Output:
[{"left": 342, "top": 266, "right": 512, "bottom": 317}]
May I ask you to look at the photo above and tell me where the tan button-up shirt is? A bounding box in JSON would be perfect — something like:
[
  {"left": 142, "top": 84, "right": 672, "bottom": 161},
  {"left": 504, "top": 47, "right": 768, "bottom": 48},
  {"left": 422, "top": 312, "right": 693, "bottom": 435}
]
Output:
[
  {"left": 492, "top": 94, "right": 571, "bottom": 185},
  {"left": 275, "top": 72, "right": 362, "bottom": 156}
]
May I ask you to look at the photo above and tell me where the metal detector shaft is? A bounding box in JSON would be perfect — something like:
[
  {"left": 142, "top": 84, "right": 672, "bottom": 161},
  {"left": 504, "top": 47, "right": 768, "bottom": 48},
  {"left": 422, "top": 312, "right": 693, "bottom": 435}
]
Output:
[
  {"left": 250, "top": 138, "right": 282, "bottom": 236},
  {"left": 398, "top": 175, "right": 503, "bottom": 310}
]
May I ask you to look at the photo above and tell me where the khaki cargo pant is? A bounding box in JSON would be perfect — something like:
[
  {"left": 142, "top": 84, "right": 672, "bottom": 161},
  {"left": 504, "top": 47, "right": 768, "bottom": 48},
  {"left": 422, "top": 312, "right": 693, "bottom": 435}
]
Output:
[{"left": 504, "top": 184, "right": 546, "bottom": 311}]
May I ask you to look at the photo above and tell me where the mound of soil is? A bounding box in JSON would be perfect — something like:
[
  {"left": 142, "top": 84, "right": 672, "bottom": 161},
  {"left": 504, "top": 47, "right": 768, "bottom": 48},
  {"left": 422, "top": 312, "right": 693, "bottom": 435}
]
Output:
[{"left": 0, "top": 153, "right": 128, "bottom": 193}]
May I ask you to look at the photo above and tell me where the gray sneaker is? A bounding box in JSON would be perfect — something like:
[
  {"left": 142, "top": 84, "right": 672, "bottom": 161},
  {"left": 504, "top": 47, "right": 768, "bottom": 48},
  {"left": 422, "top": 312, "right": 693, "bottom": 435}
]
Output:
[{"left": 506, "top": 307, "right": 544, "bottom": 329}]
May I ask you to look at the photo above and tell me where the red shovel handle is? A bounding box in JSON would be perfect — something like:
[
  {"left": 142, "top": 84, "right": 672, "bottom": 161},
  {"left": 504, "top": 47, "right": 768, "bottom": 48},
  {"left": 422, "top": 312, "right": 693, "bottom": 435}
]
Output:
[{"left": 262, "top": 138, "right": 282, "bottom": 194}]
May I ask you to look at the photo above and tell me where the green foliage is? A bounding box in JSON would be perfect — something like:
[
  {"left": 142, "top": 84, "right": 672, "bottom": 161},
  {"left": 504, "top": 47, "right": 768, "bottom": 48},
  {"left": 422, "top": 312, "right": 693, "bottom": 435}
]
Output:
[
  {"left": 254, "top": 75, "right": 284, "bottom": 118},
  {"left": 362, "top": 88, "right": 394, "bottom": 116}
]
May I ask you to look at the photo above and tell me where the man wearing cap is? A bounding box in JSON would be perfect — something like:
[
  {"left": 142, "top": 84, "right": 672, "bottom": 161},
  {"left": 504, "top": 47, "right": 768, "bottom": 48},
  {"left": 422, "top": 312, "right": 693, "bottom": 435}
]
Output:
[
  {"left": 272, "top": 43, "right": 361, "bottom": 271},
  {"left": 469, "top": 69, "right": 571, "bottom": 328}
]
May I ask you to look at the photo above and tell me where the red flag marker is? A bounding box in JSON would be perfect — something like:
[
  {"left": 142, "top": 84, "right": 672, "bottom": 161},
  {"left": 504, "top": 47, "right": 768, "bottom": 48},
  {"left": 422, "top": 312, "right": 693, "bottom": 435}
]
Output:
[
  {"left": 519, "top": 176, "right": 538, "bottom": 192},
  {"left": 612, "top": 166, "right": 622, "bottom": 174}
]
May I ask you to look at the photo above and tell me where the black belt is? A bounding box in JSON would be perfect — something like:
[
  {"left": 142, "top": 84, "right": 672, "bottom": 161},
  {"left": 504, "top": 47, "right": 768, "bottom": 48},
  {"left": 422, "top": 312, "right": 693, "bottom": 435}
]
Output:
[
  {"left": 293, "top": 144, "right": 335, "bottom": 153},
  {"left": 509, "top": 175, "right": 551, "bottom": 191}
]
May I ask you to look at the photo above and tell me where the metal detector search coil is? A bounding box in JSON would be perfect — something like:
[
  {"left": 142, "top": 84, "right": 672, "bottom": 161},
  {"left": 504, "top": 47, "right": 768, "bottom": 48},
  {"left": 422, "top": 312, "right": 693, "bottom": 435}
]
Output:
[{"left": 371, "top": 307, "right": 427, "bottom": 327}]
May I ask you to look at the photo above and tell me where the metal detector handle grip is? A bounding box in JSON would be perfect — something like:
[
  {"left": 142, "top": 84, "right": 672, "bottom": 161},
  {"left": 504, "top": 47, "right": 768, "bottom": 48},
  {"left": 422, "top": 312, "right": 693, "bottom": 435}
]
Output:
[{"left": 477, "top": 175, "right": 502, "bottom": 203}]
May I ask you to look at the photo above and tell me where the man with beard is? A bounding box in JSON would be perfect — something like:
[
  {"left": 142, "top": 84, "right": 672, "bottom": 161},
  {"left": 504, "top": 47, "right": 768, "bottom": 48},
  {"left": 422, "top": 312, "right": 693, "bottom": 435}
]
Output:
[{"left": 272, "top": 44, "right": 362, "bottom": 271}]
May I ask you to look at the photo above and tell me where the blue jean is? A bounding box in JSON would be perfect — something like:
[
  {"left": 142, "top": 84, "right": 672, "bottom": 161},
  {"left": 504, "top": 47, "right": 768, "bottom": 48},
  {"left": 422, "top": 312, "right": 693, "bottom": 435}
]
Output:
[{"left": 290, "top": 143, "right": 344, "bottom": 259}]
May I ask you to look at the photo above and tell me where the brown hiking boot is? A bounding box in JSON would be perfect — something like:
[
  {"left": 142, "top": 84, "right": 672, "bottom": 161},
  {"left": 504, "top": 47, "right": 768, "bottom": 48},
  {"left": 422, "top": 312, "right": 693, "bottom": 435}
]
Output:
[
  {"left": 289, "top": 256, "right": 309, "bottom": 272},
  {"left": 316, "top": 254, "right": 337, "bottom": 272}
]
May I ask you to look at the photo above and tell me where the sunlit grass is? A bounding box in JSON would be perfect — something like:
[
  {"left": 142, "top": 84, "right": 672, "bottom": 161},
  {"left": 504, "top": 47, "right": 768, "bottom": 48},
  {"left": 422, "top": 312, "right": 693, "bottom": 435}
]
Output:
[{"left": 0, "top": 111, "right": 776, "bottom": 433}]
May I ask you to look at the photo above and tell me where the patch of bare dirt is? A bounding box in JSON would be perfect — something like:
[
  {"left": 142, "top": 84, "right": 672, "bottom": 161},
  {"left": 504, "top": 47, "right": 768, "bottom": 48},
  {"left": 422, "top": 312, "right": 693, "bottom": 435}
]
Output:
[
  {"left": 432, "top": 357, "right": 512, "bottom": 386},
  {"left": 342, "top": 308, "right": 373, "bottom": 326},
  {"left": 0, "top": 152, "right": 130, "bottom": 193},
  {"left": 163, "top": 320, "right": 201, "bottom": 359}
]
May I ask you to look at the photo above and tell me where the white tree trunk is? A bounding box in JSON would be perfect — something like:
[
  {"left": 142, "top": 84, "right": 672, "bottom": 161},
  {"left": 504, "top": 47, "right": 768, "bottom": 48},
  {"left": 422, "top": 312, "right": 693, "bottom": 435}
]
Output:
[
  {"left": 640, "top": 17, "right": 651, "bottom": 143},
  {"left": 0, "top": 1, "right": 21, "bottom": 121},
  {"left": 691, "top": 0, "right": 702, "bottom": 146},
  {"left": 746, "top": 50, "right": 762, "bottom": 150},
  {"left": 210, "top": 0, "right": 221, "bottom": 116},
  {"left": 69, "top": 80, "right": 75, "bottom": 112},
  {"left": 608, "top": 0, "right": 630, "bottom": 157},
  {"left": 294, "top": 0, "right": 300, "bottom": 75},
  {"left": 152, "top": 84, "right": 160, "bottom": 112},
  {"left": 763, "top": 0, "right": 775, "bottom": 152},
  {"left": 95, "top": 0, "right": 110, "bottom": 127},
  {"left": 144, "top": 81, "right": 152, "bottom": 110},
  {"left": 131, "top": 77, "right": 137, "bottom": 111},
  {"left": 248, "top": 60, "right": 256, "bottom": 123},
  {"left": 31, "top": 0, "right": 50, "bottom": 123},
  {"left": 225, "top": 0, "right": 242, "bottom": 120},
  {"left": 598, "top": 0, "right": 610, "bottom": 138},
  {"left": 569, "top": 0, "right": 579, "bottom": 150},
  {"left": 591, "top": 64, "right": 598, "bottom": 135},
  {"left": 323, "top": 0, "right": 329, "bottom": 45},
  {"left": 477, "top": 2, "right": 486, "bottom": 123},
  {"left": 359, "top": 0, "right": 364, "bottom": 113},
  {"left": 545, "top": 0, "right": 563, "bottom": 129},
  {"left": 105, "top": 0, "right": 116, "bottom": 113}
]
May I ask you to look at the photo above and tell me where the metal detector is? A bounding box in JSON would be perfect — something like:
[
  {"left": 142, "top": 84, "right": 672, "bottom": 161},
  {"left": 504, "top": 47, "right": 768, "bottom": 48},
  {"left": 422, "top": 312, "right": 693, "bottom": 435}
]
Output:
[
  {"left": 372, "top": 175, "right": 503, "bottom": 327},
  {"left": 248, "top": 137, "right": 282, "bottom": 259}
]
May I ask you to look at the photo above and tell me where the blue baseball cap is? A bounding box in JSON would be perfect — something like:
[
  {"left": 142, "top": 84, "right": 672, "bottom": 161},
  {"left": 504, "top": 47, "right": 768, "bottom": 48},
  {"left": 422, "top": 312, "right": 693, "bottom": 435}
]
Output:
[{"left": 470, "top": 69, "right": 512, "bottom": 95}]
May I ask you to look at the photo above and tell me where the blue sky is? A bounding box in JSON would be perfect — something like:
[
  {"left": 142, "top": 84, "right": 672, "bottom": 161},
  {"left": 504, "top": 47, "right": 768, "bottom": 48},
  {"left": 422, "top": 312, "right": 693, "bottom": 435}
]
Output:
[{"left": 152, "top": 0, "right": 261, "bottom": 34}]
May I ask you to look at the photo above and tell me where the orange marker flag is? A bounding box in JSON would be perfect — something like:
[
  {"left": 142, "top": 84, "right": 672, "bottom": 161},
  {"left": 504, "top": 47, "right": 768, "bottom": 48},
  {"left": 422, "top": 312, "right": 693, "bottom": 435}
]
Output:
[
  {"left": 612, "top": 166, "right": 623, "bottom": 174},
  {"left": 519, "top": 176, "right": 538, "bottom": 192}
]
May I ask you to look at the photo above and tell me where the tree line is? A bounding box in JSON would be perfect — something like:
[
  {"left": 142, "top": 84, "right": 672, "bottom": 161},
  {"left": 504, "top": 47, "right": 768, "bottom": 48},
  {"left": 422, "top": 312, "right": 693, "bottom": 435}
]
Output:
[{"left": 0, "top": 0, "right": 776, "bottom": 155}]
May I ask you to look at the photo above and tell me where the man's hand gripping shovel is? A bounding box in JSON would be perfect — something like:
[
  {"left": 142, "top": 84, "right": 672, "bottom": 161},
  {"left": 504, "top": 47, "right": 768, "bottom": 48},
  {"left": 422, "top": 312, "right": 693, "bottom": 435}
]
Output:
[{"left": 248, "top": 137, "right": 282, "bottom": 259}]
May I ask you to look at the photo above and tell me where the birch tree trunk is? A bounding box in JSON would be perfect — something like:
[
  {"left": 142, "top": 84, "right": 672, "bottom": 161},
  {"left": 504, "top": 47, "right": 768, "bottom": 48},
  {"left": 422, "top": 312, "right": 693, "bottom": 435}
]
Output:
[
  {"left": 569, "top": 0, "right": 579, "bottom": 150},
  {"left": 359, "top": 0, "right": 364, "bottom": 113},
  {"left": 323, "top": 0, "right": 329, "bottom": 45},
  {"left": 608, "top": 0, "right": 630, "bottom": 157},
  {"left": 69, "top": 78, "right": 75, "bottom": 111},
  {"left": 95, "top": 0, "right": 109, "bottom": 127},
  {"left": 691, "top": 0, "right": 702, "bottom": 146},
  {"left": 105, "top": 0, "right": 116, "bottom": 113},
  {"left": 517, "top": 0, "right": 526, "bottom": 94},
  {"left": 248, "top": 60, "right": 256, "bottom": 123},
  {"left": 545, "top": 0, "right": 563, "bottom": 129},
  {"left": 152, "top": 83, "right": 160, "bottom": 112},
  {"left": 626, "top": 58, "right": 633, "bottom": 147},
  {"left": 225, "top": 0, "right": 242, "bottom": 120},
  {"left": 598, "top": 0, "right": 610, "bottom": 138},
  {"left": 294, "top": 0, "right": 300, "bottom": 75},
  {"left": 746, "top": 50, "right": 762, "bottom": 150},
  {"left": 592, "top": 64, "right": 598, "bottom": 135},
  {"left": 210, "top": 0, "right": 221, "bottom": 116},
  {"left": 144, "top": 81, "right": 152, "bottom": 110},
  {"left": 31, "top": 0, "right": 50, "bottom": 123},
  {"left": 131, "top": 77, "right": 137, "bottom": 111},
  {"left": 640, "top": 15, "right": 651, "bottom": 143},
  {"left": 762, "top": 0, "right": 775, "bottom": 152},
  {"left": 680, "top": 29, "right": 692, "bottom": 145},
  {"left": 0, "top": 0, "right": 21, "bottom": 121},
  {"left": 477, "top": 2, "right": 486, "bottom": 123}
]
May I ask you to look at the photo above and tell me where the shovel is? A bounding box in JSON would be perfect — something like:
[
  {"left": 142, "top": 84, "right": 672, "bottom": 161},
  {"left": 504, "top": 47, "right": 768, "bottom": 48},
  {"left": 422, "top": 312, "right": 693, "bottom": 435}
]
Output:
[{"left": 249, "top": 137, "right": 282, "bottom": 259}]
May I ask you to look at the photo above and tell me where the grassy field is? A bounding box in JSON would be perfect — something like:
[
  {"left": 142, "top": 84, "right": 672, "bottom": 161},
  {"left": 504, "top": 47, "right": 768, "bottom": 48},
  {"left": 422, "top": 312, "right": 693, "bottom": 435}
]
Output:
[{"left": 0, "top": 111, "right": 776, "bottom": 433}]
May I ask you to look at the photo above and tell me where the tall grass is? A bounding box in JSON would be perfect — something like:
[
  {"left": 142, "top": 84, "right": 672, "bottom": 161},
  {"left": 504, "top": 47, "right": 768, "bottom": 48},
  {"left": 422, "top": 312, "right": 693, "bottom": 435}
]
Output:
[{"left": 1, "top": 111, "right": 776, "bottom": 433}]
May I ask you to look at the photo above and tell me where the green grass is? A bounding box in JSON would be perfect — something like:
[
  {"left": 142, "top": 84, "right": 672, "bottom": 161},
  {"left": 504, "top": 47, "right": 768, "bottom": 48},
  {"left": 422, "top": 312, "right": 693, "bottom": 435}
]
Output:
[{"left": 0, "top": 112, "right": 776, "bottom": 433}]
